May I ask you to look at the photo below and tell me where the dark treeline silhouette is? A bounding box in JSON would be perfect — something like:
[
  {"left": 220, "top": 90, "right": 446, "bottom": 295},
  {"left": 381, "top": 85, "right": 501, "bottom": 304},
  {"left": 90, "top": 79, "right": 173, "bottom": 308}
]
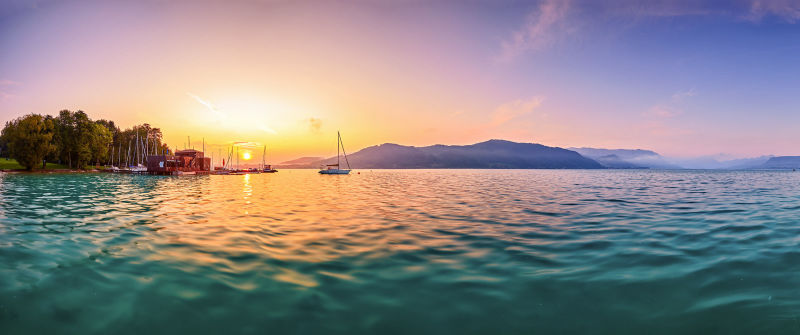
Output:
[{"left": 0, "top": 110, "right": 170, "bottom": 170}]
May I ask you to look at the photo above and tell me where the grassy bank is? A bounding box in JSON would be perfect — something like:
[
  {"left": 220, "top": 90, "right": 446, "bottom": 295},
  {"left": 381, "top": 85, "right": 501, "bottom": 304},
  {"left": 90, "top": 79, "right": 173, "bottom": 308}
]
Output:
[{"left": 0, "top": 158, "right": 71, "bottom": 171}]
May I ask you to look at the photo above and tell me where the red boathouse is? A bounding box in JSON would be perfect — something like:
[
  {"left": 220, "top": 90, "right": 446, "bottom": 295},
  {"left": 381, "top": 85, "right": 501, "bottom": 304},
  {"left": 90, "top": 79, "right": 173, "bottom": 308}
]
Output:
[{"left": 146, "top": 149, "right": 212, "bottom": 175}]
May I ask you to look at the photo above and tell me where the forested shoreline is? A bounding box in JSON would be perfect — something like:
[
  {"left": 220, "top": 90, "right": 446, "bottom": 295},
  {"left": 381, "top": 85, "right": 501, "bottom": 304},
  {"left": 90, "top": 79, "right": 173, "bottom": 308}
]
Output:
[{"left": 0, "top": 110, "right": 170, "bottom": 170}]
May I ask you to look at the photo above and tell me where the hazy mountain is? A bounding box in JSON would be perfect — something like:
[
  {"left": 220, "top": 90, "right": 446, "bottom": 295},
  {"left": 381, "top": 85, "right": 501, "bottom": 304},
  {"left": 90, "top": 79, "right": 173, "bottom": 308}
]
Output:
[
  {"left": 590, "top": 154, "right": 648, "bottom": 169},
  {"left": 670, "top": 155, "right": 773, "bottom": 169},
  {"left": 295, "top": 140, "right": 604, "bottom": 169},
  {"left": 725, "top": 156, "right": 773, "bottom": 169},
  {"left": 570, "top": 147, "right": 679, "bottom": 169},
  {"left": 279, "top": 157, "right": 324, "bottom": 165},
  {"left": 759, "top": 156, "right": 800, "bottom": 169},
  {"left": 281, "top": 141, "right": 782, "bottom": 170},
  {"left": 276, "top": 156, "right": 325, "bottom": 169}
]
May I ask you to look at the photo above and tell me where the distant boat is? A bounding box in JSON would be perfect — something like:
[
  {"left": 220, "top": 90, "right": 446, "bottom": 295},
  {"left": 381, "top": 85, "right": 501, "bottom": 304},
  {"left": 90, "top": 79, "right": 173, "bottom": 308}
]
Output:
[
  {"left": 262, "top": 145, "right": 278, "bottom": 173},
  {"left": 319, "top": 131, "right": 351, "bottom": 175},
  {"left": 231, "top": 168, "right": 260, "bottom": 175},
  {"left": 130, "top": 164, "right": 147, "bottom": 174}
]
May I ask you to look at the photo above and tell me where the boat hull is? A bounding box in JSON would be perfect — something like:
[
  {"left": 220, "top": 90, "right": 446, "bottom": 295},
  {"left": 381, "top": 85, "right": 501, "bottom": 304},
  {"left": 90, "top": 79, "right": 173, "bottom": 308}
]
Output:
[{"left": 319, "top": 169, "right": 351, "bottom": 175}]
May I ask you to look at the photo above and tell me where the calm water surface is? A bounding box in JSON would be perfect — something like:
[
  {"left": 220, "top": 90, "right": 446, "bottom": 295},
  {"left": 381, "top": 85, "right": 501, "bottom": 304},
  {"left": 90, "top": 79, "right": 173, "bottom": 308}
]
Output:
[{"left": 2, "top": 169, "right": 800, "bottom": 334}]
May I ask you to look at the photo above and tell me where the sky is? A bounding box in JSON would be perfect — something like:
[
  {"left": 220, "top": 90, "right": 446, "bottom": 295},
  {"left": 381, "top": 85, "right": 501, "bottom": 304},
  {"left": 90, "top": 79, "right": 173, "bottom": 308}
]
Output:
[{"left": 1, "top": 0, "right": 799, "bottom": 163}]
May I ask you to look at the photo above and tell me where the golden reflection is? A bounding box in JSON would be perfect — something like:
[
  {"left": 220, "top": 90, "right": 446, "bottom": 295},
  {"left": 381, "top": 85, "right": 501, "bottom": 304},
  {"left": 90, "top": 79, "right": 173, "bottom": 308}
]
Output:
[
  {"left": 147, "top": 170, "right": 553, "bottom": 288},
  {"left": 243, "top": 173, "right": 252, "bottom": 214},
  {"left": 243, "top": 173, "right": 252, "bottom": 197}
]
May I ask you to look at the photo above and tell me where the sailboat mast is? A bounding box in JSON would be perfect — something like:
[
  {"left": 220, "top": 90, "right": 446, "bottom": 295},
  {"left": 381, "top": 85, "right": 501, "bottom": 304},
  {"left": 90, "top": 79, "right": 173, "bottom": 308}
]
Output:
[
  {"left": 337, "top": 131, "right": 340, "bottom": 168},
  {"left": 339, "top": 132, "right": 351, "bottom": 170}
]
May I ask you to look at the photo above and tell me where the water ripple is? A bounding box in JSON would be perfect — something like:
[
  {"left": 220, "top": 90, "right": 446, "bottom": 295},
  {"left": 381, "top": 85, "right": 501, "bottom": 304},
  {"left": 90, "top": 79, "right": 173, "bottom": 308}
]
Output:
[{"left": 1, "top": 170, "right": 800, "bottom": 334}]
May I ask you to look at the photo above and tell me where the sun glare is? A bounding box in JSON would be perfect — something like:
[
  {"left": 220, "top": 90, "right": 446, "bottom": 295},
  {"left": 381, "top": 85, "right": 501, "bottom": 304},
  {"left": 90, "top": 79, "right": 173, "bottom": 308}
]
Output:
[{"left": 242, "top": 152, "right": 252, "bottom": 160}]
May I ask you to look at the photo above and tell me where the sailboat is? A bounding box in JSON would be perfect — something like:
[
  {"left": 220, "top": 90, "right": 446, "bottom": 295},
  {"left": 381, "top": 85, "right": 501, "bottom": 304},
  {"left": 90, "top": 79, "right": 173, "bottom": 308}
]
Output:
[
  {"left": 319, "top": 131, "right": 351, "bottom": 175},
  {"left": 262, "top": 145, "right": 278, "bottom": 173}
]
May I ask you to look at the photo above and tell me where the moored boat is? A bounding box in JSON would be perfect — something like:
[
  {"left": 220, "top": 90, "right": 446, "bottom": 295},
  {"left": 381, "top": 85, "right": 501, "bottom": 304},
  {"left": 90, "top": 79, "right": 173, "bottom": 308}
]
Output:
[
  {"left": 319, "top": 131, "right": 351, "bottom": 175},
  {"left": 262, "top": 146, "right": 278, "bottom": 173}
]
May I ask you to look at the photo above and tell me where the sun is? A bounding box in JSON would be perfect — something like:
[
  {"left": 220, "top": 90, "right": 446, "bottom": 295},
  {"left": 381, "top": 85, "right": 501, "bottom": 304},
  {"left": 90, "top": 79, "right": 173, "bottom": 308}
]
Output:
[{"left": 242, "top": 152, "right": 252, "bottom": 160}]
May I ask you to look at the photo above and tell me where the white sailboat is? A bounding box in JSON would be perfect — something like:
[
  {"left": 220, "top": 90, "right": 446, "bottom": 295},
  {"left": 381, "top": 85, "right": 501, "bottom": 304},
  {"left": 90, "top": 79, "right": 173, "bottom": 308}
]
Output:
[{"left": 319, "top": 131, "right": 351, "bottom": 175}]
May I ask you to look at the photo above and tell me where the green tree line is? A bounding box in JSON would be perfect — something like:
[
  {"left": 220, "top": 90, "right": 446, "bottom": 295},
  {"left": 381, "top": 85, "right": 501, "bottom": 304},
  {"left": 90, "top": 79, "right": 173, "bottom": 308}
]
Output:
[{"left": 0, "top": 110, "right": 170, "bottom": 170}]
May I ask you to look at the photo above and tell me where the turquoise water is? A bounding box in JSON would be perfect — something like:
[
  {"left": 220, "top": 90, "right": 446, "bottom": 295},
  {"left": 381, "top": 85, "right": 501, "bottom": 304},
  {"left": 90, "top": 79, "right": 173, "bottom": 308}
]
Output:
[{"left": 1, "top": 170, "right": 800, "bottom": 334}]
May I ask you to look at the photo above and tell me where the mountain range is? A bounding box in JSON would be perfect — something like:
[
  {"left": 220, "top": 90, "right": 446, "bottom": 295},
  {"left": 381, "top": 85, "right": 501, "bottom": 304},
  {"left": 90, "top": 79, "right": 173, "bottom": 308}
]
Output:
[
  {"left": 277, "top": 140, "right": 796, "bottom": 170},
  {"left": 569, "top": 147, "right": 680, "bottom": 169},
  {"left": 760, "top": 156, "right": 800, "bottom": 169},
  {"left": 280, "top": 140, "right": 603, "bottom": 169}
]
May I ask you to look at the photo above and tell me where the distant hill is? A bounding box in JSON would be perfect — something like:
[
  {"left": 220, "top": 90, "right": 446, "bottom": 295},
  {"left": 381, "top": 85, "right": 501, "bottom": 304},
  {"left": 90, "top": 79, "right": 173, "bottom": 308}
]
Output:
[
  {"left": 726, "top": 156, "right": 774, "bottom": 169},
  {"left": 670, "top": 155, "right": 773, "bottom": 169},
  {"left": 288, "top": 140, "right": 604, "bottom": 169},
  {"left": 591, "top": 154, "right": 648, "bottom": 169},
  {"left": 759, "top": 156, "right": 800, "bottom": 169},
  {"left": 570, "top": 147, "right": 679, "bottom": 169},
  {"left": 279, "top": 157, "right": 323, "bottom": 165},
  {"left": 572, "top": 148, "right": 773, "bottom": 170}
]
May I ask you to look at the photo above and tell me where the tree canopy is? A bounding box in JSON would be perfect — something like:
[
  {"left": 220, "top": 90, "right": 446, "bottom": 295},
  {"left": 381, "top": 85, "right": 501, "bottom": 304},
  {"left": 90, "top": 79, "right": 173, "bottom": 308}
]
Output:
[
  {"left": 0, "top": 114, "right": 55, "bottom": 170},
  {"left": 1, "top": 110, "right": 170, "bottom": 170},
  {"left": 50, "top": 110, "right": 116, "bottom": 169}
]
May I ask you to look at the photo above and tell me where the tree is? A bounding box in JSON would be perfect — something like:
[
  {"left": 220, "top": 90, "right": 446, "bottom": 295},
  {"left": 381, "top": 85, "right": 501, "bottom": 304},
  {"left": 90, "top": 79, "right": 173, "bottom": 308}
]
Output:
[
  {"left": 5, "top": 110, "right": 161, "bottom": 170},
  {"left": 53, "top": 109, "right": 76, "bottom": 167},
  {"left": 51, "top": 110, "right": 113, "bottom": 169},
  {"left": 71, "top": 110, "right": 94, "bottom": 168},
  {"left": 89, "top": 122, "right": 112, "bottom": 167},
  {"left": 0, "top": 114, "right": 54, "bottom": 170},
  {"left": 0, "top": 133, "right": 7, "bottom": 158}
]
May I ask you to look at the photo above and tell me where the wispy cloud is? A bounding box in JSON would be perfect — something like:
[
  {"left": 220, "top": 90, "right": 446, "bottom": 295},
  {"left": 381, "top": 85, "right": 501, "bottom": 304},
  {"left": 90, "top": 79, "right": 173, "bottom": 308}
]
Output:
[
  {"left": 491, "top": 96, "right": 545, "bottom": 126},
  {"left": 0, "top": 79, "right": 20, "bottom": 101},
  {"left": 307, "top": 117, "right": 322, "bottom": 134},
  {"left": 257, "top": 124, "right": 278, "bottom": 135},
  {"left": 231, "top": 141, "right": 263, "bottom": 148},
  {"left": 645, "top": 89, "right": 697, "bottom": 118},
  {"left": 638, "top": 119, "right": 695, "bottom": 137},
  {"left": 186, "top": 92, "right": 277, "bottom": 134},
  {"left": 646, "top": 105, "right": 683, "bottom": 118},
  {"left": 497, "top": 0, "right": 573, "bottom": 62},
  {"left": 579, "top": 0, "right": 800, "bottom": 21},
  {"left": 746, "top": 0, "right": 800, "bottom": 23},
  {"left": 671, "top": 88, "right": 697, "bottom": 102},
  {"left": 187, "top": 92, "right": 227, "bottom": 120},
  {"left": 498, "top": 1, "right": 799, "bottom": 61}
]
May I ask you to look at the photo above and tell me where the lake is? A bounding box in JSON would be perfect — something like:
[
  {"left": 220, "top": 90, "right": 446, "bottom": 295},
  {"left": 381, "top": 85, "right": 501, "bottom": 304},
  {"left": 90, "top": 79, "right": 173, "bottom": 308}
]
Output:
[{"left": 1, "top": 169, "right": 800, "bottom": 334}]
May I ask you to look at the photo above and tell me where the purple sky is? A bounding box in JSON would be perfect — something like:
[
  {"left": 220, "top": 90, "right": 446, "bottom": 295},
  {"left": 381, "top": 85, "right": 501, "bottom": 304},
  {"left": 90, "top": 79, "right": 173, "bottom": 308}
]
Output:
[{"left": 1, "top": 0, "right": 799, "bottom": 161}]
